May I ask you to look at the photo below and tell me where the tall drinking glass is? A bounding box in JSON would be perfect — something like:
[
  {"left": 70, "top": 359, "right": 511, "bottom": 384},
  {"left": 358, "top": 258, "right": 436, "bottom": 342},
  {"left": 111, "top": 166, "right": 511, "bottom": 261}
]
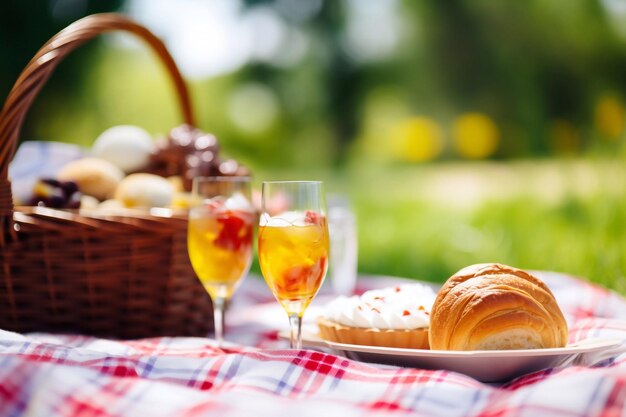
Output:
[
  {"left": 258, "top": 181, "right": 330, "bottom": 349},
  {"left": 187, "top": 177, "right": 254, "bottom": 346}
]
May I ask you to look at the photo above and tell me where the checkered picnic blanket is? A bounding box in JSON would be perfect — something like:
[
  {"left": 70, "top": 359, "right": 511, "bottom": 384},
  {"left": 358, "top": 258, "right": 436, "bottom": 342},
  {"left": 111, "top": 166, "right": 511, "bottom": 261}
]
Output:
[{"left": 1, "top": 271, "right": 625, "bottom": 417}]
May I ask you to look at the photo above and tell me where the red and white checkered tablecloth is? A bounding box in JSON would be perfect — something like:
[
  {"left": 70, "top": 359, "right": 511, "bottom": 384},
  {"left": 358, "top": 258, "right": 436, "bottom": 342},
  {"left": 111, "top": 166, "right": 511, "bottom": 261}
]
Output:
[{"left": 1, "top": 271, "right": 626, "bottom": 417}]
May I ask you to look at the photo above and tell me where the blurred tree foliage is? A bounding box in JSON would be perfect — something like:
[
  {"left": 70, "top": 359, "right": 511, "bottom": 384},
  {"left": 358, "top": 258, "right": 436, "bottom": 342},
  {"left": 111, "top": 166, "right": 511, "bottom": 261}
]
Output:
[
  {"left": 1, "top": 0, "right": 625, "bottom": 163},
  {"left": 236, "top": 0, "right": 626, "bottom": 162},
  {"left": 401, "top": 0, "right": 626, "bottom": 156},
  {"left": 238, "top": 0, "right": 362, "bottom": 165}
]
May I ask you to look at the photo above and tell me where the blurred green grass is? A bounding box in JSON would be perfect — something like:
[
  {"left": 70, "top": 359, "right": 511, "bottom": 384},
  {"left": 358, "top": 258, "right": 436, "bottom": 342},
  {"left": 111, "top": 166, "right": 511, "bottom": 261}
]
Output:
[{"left": 319, "top": 158, "right": 626, "bottom": 293}]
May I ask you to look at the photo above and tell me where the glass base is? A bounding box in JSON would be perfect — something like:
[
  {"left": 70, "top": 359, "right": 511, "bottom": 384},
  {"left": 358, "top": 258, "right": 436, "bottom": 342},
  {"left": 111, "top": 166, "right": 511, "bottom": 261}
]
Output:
[
  {"left": 204, "top": 282, "right": 236, "bottom": 300},
  {"left": 280, "top": 298, "right": 312, "bottom": 317}
]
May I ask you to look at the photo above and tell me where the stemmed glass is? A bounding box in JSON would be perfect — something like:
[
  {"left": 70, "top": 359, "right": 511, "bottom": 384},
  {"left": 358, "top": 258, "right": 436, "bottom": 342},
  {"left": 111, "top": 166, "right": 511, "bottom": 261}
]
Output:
[
  {"left": 258, "top": 181, "right": 330, "bottom": 349},
  {"left": 187, "top": 177, "right": 255, "bottom": 346}
]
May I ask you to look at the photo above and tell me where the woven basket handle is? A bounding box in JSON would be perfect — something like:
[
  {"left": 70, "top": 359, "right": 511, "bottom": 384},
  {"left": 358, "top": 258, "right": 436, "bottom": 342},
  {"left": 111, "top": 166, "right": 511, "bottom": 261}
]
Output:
[{"left": 0, "top": 13, "right": 195, "bottom": 243}]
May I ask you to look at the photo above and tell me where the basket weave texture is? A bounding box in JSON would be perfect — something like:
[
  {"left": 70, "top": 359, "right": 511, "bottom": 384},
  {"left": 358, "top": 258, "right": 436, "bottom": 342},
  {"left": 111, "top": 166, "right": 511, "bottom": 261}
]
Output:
[{"left": 0, "top": 13, "right": 214, "bottom": 338}]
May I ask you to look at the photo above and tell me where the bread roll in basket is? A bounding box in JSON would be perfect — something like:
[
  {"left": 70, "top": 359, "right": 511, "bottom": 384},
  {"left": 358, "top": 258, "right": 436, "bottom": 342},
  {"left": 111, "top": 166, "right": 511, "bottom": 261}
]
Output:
[{"left": 429, "top": 263, "right": 568, "bottom": 350}]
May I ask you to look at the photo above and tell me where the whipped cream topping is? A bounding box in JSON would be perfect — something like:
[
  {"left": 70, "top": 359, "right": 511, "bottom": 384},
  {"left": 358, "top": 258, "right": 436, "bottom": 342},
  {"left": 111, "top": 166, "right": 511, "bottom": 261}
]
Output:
[{"left": 323, "top": 284, "right": 436, "bottom": 330}]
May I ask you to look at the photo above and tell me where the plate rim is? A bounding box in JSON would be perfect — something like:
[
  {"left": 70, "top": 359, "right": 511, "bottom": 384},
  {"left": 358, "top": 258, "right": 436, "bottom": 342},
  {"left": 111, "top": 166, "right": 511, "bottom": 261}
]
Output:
[{"left": 323, "top": 337, "right": 624, "bottom": 358}]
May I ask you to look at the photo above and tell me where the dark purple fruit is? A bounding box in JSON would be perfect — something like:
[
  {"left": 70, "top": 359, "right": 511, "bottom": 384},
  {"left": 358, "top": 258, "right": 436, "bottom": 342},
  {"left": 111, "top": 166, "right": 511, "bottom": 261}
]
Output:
[
  {"left": 60, "top": 180, "right": 79, "bottom": 197},
  {"left": 66, "top": 192, "right": 82, "bottom": 209},
  {"left": 29, "top": 178, "right": 83, "bottom": 209},
  {"left": 47, "top": 195, "right": 66, "bottom": 208},
  {"left": 41, "top": 178, "right": 61, "bottom": 187}
]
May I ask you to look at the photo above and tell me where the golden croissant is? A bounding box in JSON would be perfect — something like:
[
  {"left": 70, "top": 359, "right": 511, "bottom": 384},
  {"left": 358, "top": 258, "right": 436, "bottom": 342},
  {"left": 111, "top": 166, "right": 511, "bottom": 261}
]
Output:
[{"left": 429, "top": 263, "right": 568, "bottom": 350}]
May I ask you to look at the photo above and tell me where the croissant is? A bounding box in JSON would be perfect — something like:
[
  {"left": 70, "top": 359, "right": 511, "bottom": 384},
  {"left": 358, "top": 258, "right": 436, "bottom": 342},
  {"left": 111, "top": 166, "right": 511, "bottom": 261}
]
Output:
[{"left": 429, "top": 263, "right": 568, "bottom": 350}]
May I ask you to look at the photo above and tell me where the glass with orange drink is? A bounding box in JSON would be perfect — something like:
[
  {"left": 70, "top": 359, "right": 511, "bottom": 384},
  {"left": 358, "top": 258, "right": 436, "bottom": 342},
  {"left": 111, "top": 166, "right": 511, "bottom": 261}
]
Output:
[
  {"left": 188, "top": 177, "right": 254, "bottom": 346},
  {"left": 258, "top": 181, "right": 330, "bottom": 349}
]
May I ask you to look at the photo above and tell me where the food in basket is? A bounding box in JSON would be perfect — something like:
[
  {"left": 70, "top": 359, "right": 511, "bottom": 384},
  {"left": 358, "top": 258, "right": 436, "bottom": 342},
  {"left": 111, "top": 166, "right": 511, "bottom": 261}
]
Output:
[
  {"left": 29, "top": 178, "right": 82, "bottom": 208},
  {"left": 114, "top": 173, "right": 175, "bottom": 208},
  {"left": 92, "top": 125, "right": 154, "bottom": 173},
  {"left": 57, "top": 157, "right": 124, "bottom": 200},
  {"left": 170, "top": 192, "right": 193, "bottom": 209},
  {"left": 429, "top": 263, "right": 568, "bottom": 351},
  {"left": 148, "top": 124, "right": 218, "bottom": 185},
  {"left": 148, "top": 124, "right": 250, "bottom": 191},
  {"left": 22, "top": 123, "right": 251, "bottom": 211},
  {"left": 97, "top": 199, "right": 124, "bottom": 210},
  {"left": 80, "top": 195, "right": 100, "bottom": 209},
  {"left": 167, "top": 175, "right": 185, "bottom": 193},
  {"left": 317, "top": 283, "right": 436, "bottom": 349}
]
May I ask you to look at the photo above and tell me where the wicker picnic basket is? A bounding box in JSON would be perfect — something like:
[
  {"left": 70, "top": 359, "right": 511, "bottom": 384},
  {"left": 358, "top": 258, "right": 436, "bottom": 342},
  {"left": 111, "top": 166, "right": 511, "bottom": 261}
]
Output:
[{"left": 0, "top": 14, "right": 215, "bottom": 338}]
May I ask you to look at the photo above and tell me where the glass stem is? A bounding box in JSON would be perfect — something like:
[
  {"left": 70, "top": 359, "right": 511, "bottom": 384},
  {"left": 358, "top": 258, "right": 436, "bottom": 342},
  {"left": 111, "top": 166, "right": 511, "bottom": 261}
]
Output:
[
  {"left": 213, "top": 297, "right": 227, "bottom": 347},
  {"left": 288, "top": 313, "right": 303, "bottom": 350}
]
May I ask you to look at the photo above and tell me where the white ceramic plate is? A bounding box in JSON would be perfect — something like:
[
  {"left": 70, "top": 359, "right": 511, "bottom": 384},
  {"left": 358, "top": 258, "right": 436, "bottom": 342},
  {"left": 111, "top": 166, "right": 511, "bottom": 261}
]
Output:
[{"left": 285, "top": 332, "right": 624, "bottom": 382}]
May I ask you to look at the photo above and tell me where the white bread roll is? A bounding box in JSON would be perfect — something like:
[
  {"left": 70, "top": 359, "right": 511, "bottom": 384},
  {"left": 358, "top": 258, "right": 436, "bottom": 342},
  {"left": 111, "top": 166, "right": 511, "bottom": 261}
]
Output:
[
  {"left": 92, "top": 125, "right": 154, "bottom": 173},
  {"left": 429, "top": 263, "right": 568, "bottom": 350},
  {"left": 57, "top": 157, "right": 124, "bottom": 201},
  {"left": 114, "top": 173, "right": 174, "bottom": 208}
]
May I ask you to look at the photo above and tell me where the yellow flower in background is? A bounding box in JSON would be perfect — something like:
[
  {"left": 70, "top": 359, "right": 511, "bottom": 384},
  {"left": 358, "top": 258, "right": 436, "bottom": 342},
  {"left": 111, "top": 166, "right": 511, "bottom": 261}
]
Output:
[
  {"left": 452, "top": 113, "right": 499, "bottom": 159},
  {"left": 391, "top": 117, "right": 444, "bottom": 162},
  {"left": 550, "top": 119, "right": 580, "bottom": 155},
  {"left": 595, "top": 94, "right": 625, "bottom": 140}
]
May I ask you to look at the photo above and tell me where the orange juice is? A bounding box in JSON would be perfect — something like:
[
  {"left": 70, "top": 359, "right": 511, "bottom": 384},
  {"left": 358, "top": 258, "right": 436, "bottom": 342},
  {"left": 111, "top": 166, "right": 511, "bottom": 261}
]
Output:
[
  {"left": 188, "top": 208, "right": 254, "bottom": 299},
  {"left": 258, "top": 213, "right": 329, "bottom": 315}
]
